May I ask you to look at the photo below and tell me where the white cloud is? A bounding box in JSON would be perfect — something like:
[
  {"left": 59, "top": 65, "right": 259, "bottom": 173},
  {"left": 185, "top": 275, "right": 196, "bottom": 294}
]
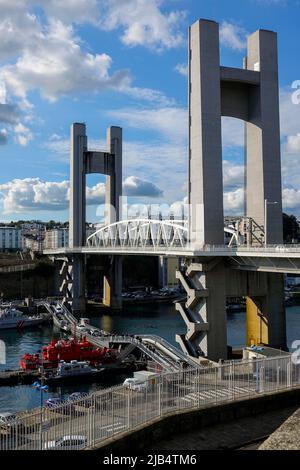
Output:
[
  {"left": 34, "top": 0, "right": 100, "bottom": 24},
  {"left": 100, "top": 0, "right": 185, "bottom": 51},
  {"left": 220, "top": 21, "right": 247, "bottom": 51},
  {"left": 123, "top": 176, "right": 163, "bottom": 197},
  {"left": 0, "top": 128, "right": 7, "bottom": 145},
  {"left": 0, "top": 178, "right": 70, "bottom": 213},
  {"left": 0, "top": 176, "right": 164, "bottom": 213},
  {"left": 86, "top": 182, "right": 106, "bottom": 206},
  {"left": 14, "top": 122, "right": 33, "bottom": 146},
  {"left": 223, "top": 161, "right": 244, "bottom": 189},
  {"left": 280, "top": 88, "right": 300, "bottom": 139},
  {"left": 108, "top": 106, "right": 187, "bottom": 143},
  {"left": 282, "top": 188, "right": 300, "bottom": 210},
  {"left": 175, "top": 63, "right": 188, "bottom": 77},
  {"left": 285, "top": 133, "right": 300, "bottom": 155},
  {"left": 0, "top": 19, "right": 131, "bottom": 103},
  {"left": 224, "top": 188, "right": 244, "bottom": 214},
  {"left": 0, "top": 1, "right": 42, "bottom": 63}
]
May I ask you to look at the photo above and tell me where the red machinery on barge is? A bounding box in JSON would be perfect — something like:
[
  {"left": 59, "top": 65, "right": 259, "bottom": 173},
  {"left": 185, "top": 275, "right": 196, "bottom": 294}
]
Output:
[{"left": 19, "top": 337, "right": 117, "bottom": 370}]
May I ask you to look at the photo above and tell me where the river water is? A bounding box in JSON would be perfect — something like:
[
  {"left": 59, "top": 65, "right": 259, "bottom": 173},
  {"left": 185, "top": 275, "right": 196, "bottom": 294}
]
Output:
[{"left": 0, "top": 303, "right": 300, "bottom": 413}]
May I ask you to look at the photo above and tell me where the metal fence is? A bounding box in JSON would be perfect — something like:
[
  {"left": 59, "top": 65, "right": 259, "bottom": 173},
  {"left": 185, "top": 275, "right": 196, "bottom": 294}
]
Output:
[{"left": 1, "top": 354, "right": 299, "bottom": 450}]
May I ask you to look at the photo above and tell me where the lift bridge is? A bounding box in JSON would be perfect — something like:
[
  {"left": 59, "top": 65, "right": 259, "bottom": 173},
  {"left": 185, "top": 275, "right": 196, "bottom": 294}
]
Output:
[{"left": 45, "top": 19, "right": 299, "bottom": 363}]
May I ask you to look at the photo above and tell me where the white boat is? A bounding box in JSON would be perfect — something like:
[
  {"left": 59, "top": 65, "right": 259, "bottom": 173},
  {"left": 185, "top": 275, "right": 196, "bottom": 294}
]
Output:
[
  {"left": 56, "top": 360, "right": 98, "bottom": 377},
  {"left": 46, "top": 360, "right": 103, "bottom": 383},
  {"left": 0, "top": 307, "right": 45, "bottom": 329}
]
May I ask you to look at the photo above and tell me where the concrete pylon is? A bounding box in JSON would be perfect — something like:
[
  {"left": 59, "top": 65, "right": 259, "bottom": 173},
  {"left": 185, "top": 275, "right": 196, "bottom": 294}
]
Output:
[
  {"left": 69, "top": 123, "right": 87, "bottom": 249},
  {"left": 103, "top": 127, "right": 122, "bottom": 310},
  {"left": 66, "top": 123, "right": 123, "bottom": 313},
  {"left": 245, "top": 30, "right": 283, "bottom": 244},
  {"left": 176, "top": 19, "right": 285, "bottom": 361},
  {"left": 68, "top": 123, "right": 87, "bottom": 313},
  {"left": 188, "top": 20, "right": 224, "bottom": 247}
]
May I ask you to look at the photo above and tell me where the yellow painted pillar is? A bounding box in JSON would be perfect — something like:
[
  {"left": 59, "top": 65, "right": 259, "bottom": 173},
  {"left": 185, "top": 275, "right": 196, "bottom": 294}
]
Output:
[
  {"left": 246, "top": 296, "right": 269, "bottom": 346},
  {"left": 103, "top": 275, "right": 111, "bottom": 307}
]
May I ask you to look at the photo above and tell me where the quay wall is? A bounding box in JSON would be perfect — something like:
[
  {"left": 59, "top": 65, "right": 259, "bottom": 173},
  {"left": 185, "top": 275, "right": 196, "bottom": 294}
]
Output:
[{"left": 88, "top": 386, "right": 300, "bottom": 452}]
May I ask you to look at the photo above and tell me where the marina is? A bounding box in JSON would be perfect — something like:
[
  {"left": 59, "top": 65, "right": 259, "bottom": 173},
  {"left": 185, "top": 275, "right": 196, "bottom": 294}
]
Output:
[{"left": 1, "top": 301, "right": 300, "bottom": 414}]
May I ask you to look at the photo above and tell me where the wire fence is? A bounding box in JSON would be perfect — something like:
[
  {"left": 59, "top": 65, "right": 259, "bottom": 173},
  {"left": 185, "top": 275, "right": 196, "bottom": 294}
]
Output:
[{"left": 1, "top": 354, "right": 299, "bottom": 450}]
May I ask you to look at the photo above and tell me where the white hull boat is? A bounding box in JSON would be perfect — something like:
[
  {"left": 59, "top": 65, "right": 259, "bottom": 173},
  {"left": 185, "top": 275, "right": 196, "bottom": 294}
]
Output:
[{"left": 0, "top": 307, "right": 46, "bottom": 330}]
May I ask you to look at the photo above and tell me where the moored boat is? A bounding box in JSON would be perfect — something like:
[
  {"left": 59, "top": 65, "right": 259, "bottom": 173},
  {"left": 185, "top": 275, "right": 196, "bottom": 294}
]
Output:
[
  {"left": 0, "top": 307, "right": 46, "bottom": 330},
  {"left": 19, "top": 337, "right": 118, "bottom": 370}
]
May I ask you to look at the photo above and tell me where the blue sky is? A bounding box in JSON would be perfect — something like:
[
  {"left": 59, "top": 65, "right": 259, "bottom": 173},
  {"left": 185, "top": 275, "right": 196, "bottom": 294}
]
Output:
[{"left": 0, "top": 0, "right": 300, "bottom": 222}]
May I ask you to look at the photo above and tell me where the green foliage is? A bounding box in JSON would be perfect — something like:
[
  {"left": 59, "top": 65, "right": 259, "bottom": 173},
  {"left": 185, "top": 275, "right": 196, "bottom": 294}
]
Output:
[{"left": 283, "top": 213, "right": 300, "bottom": 243}]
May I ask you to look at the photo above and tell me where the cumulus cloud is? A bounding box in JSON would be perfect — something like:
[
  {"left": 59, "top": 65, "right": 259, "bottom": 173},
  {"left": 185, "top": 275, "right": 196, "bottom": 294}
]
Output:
[
  {"left": 220, "top": 21, "right": 247, "bottom": 51},
  {"left": 0, "top": 178, "right": 69, "bottom": 213},
  {"left": 282, "top": 188, "right": 300, "bottom": 210},
  {"left": 100, "top": 0, "right": 185, "bottom": 51},
  {"left": 0, "top": 0, "right": 174, "bottom": 118},
  {"left": 123, "top": 176, "right": 163, "bottom": 197},
  {"left": 224, "top": 188, "right": 244, "bottom": 214},
  {"left": 0, "top": 176, "right": 164, "bottom": 213},
  {"left": 0, "top": 19, "right": 131, "bottom": 103}
]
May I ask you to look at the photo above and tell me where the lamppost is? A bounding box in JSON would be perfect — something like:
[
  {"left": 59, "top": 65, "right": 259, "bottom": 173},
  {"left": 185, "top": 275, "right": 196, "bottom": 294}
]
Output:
[
  {"left": 32, "top": 356, "right": 48, "bottom": 450},
  {"left": 264, "top": 199, "right": 278, "bottom": 247}
]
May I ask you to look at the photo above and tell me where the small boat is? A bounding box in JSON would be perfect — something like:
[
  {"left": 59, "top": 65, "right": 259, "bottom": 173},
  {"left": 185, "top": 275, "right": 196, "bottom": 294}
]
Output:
[
  {"left": 46, "top": 360, "right": 104, "bottom": 384},
  {"left": 0, "top": 307, "right": 46, "bottom": 330}
]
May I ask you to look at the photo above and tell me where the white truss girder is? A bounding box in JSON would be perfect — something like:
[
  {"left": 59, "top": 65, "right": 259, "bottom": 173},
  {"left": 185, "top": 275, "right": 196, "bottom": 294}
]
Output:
[{"left": 86, "top": 219, "right": 188, "bottom": 250}]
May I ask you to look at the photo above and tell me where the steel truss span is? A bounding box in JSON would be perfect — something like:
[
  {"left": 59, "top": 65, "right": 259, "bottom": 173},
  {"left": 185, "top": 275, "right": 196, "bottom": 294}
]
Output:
[
  {"left": 86, "top": 219, "right": 189, "bottom": 249},
  {"left": 86, "top": 219, "right": 240, "bottom": 250}
]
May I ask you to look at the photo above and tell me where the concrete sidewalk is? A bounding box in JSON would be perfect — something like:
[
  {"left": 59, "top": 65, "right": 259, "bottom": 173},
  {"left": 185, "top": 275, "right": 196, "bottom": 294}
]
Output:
[
  {"left": 259, "top": 407, "right": 300, "bottom": 450},
  {"left": 147, "top": 406, "right": 298, "bottom": 450}
]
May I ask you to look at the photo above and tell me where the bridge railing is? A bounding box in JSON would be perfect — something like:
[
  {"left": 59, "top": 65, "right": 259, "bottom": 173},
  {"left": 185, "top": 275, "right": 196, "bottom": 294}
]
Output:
[
  {"left": 1, "top": 353, "right": 299, "bottom": 450},
  {"left": 195, "top": 244, "right": 300, "bottom": 253}
]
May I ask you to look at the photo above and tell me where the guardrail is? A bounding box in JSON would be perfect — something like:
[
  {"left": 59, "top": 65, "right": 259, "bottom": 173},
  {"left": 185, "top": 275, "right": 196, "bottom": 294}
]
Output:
[{"left": 1, "top": 354, "right": 299, "bottom": 450}]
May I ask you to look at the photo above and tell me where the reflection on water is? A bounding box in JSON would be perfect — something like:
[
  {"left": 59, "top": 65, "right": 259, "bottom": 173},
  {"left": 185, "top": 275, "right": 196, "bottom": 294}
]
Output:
[{"left": 0, "top": 303, "right": 300, "bottom": 413}]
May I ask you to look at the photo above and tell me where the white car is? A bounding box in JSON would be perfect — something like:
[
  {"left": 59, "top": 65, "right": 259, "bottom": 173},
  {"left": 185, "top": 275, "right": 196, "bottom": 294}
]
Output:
[
  {"left": 43, "top": 435, "right": 87, "bottom": 450},
  {"left": 131, "top": 383, "right": 147, "bottom": 392},
  {"left": 123, "top": 378, "right": 148, "bottom": 392}
]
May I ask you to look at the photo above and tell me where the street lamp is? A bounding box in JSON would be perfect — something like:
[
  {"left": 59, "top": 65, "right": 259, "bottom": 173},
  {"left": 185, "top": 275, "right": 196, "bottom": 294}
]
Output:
[
  {"left": 32, "top": 355, "right": 48, "bottom": 450},
  {"left": 264, "top": 199, "right": 278, "bottom": 247}
]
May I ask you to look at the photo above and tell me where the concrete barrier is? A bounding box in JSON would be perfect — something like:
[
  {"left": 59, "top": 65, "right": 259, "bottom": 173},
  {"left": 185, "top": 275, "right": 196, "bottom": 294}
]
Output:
[{"left": 88, "top": 386, "right": 300, "bottom": 452}]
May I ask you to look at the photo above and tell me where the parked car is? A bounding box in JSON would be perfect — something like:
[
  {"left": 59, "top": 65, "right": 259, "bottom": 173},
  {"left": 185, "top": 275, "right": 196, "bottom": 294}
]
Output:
[
  {"left": 123, "top": 378, "right": 148, "bottom": 392},
  {"left": 43, "top": 434, "right": 87, "bottom": 450},
  {"left": 45, "top": 397, "right": 64, "bottom": 408}
]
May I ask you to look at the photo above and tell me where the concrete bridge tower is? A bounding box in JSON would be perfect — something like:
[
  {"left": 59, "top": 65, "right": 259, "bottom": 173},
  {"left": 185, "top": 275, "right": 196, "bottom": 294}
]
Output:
[
  {"left": 176, "top": 19, "right": 286, "bottom": 362},
  {"left": 61, "top": 123, "right": 123, "bottom": 313}
]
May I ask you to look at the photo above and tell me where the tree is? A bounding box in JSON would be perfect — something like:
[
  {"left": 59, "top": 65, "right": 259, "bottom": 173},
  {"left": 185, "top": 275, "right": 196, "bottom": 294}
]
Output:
[{"left": 283, "top": 213, "right": 300, "bottom": 243}]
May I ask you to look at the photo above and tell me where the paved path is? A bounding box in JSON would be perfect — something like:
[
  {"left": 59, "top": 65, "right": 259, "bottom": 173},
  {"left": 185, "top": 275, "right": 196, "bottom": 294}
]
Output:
[
  {"left": 147, "top": 406, "right": 298, "bottom": 450},
  {"left": 259, "top": 407, "right": 300, "bottom": 450}
]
